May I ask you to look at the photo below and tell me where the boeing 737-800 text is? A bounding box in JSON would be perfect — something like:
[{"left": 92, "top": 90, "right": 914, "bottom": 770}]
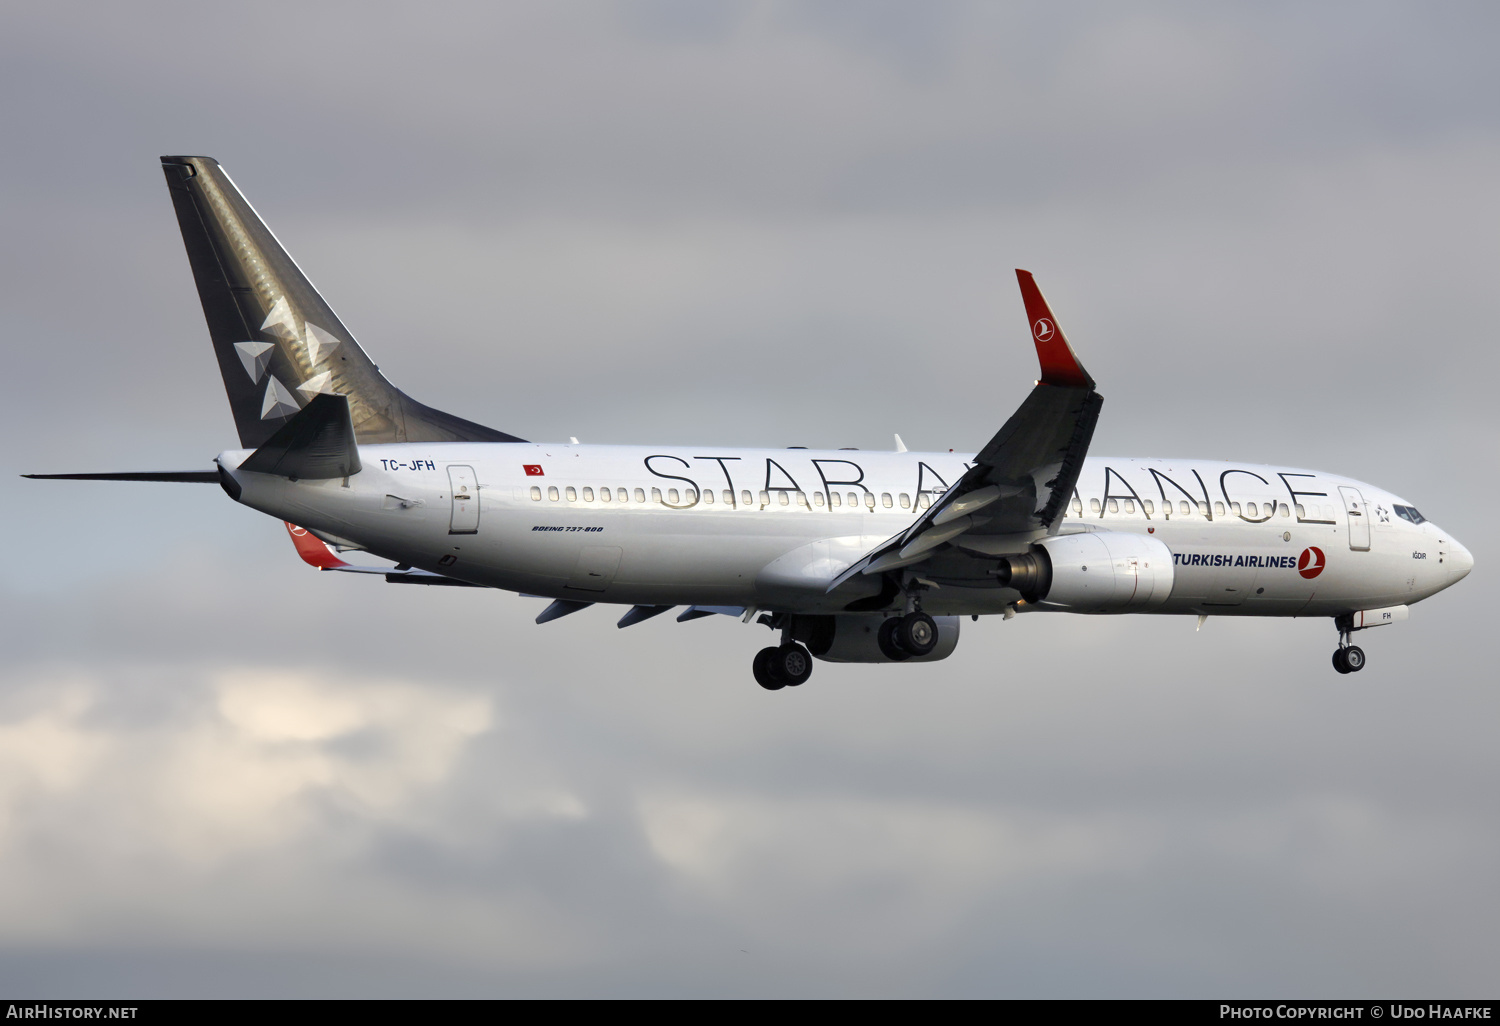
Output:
[{"left": 25, "top": 157, "right": 1474, "bottom": 688}]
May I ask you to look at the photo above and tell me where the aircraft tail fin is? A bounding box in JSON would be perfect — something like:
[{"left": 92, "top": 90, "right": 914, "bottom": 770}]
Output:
[{"left": 159, "top": 156, "right": 524, "bottom": 449}]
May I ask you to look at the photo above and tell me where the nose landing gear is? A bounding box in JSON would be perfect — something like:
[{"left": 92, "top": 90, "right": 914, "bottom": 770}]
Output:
[
  {"left": 1332, "top": 645, "right": 1365, "bottom": 674},
  {"left": 1331, "top": 614, "right": 1366, "bottom": 674}
]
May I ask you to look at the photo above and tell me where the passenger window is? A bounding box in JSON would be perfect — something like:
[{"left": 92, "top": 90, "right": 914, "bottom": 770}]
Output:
[
  {"left": 814, "top": 492, "right": 825, "bottom": 507},
  {"left": 582, "top": 487, "right": 594, "bottom": 502},
  {"left": 865, "top": 493, "right": 876, "bottom": 509},
  {"left": 1214, "top": 501, "right": 1224, "bottom": 517},
  {"left": 900, "top": 493, "right": 911, "bottom": 509},
  {"left": 548, "top": 486, "right": 559, "bottom": 501},
  {"left": 651, "top": 487, "right": 662, "bottom": 503},
  {"left": 1124, "top": 499, "right": 1136, "bottom": 514},
  {"left": 849, "top": 492, "right": 860, "bottom": 508},
  {"left": 1197, "top": 501, "right": 1209, "bottom": 516},
  {"left": 668, "top": 489, "right": 680, "bottom": 504},
  {"left": 685, "top": 488, "right": 698, "bottom": 504},
  {"left": 830, "top": 491, "right": 841, "bottom": 508},
  {"left": 919, "top": 493, "right": 932, "bottom": 509},
  {"left": 1279, "top": 503, "right": 1290, "bottom": 518},
  {"left": 742, "top": 490, "right": 753, "bottom": 506},
  {"left": 881, "top": 493, "right": 893, "bottom": 508},
  {"left": 634, "top": 488, "right": 646, "bottom": 504},
  {"left": 1247, "top": 502, "right": 1258, "bottom": 517},
  {"left": 1090, "top": 498, "right": 1101, "bottom": 514},
  {"left": 602, "top": 487, "right": 613, "bottom": 502},
  {"left": 530, "top": 486, "right": 542, "bottom": 501},
  {"left": 1073, "top": 496, "right": 1084, "bottom": 515},
  {"left": 1296, "top": 504, "right": 1306, "bottom": 519},
  {"left": 796, "top": 491, "right": 808, "bottom": 507},
  {"left": 566, "top": 486, "right": 577, "bottom": 502},
  {"left": 759, "top": 490, "right": 770, "bottom": 506},
  {"left": 778, "top": 492, "right": 789, "bottom": 506},
  {"left": 1142, "top": 499, "right": 1153, "bottom": 515},
  {"left": 1107, "top": 499, "right": 1119, "bottom": 513},
  {"left": 1232, "top": 502, "right": 1242, "bottom": 516},
  {"left": 702, "top": 489, "right": 713, "bottom": 504},
  {"left": 1179, "top": 501, "right": 1191, "bottom": 515},
  {"left": 723, "top": 490, "right": 733, "bottom": 505}
]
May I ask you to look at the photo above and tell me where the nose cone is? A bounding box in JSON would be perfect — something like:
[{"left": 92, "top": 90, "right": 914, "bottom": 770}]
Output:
[{"left": 1448, "top": 536, "right": 1474, "bottom": 582}]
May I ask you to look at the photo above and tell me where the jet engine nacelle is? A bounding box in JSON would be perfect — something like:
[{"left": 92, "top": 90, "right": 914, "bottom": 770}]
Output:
[
  {"left": 998, "top": 531, "right": 1174, "bottom": 612},
  {"left": 796, "top": 614, "right": 962, "bottom": 663}
]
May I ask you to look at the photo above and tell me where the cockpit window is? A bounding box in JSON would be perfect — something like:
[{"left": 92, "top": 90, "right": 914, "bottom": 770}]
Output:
[{"left": 1394, "top": 505, "right": 1426, "bottom": 525}]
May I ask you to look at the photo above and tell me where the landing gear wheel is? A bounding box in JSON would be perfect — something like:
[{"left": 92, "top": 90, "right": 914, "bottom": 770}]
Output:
[
  {"left": 1332, "top": 649, "right": 1350, "bottom": 674},
  {"left": 753, "top": 647, "right": 787, "bottom": 690},
  {"left": 877, "top": 617, "right": 913, "bottom": 661},
  {"left": 1343, "top": 645, "right": 1366, "bottom": 672},
  {"left": 896, "top": 612, "right": 938, "bottom": 656},
  {"left": 774, "top": 643, "right": 813, "bottom": 686}
]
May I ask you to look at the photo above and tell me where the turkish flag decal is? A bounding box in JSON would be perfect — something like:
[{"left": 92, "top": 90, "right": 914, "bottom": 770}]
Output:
[{"left": 523, "top": 464, "right": 544, "bottom": 476}]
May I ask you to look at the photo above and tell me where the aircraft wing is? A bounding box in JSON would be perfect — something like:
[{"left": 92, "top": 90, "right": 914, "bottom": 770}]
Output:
[
  {"left": 829, "top": 271, "right": 1102, "bottom": 591},
  {"left": 283, "top": 521, "right": 488, "bottom": 587}
]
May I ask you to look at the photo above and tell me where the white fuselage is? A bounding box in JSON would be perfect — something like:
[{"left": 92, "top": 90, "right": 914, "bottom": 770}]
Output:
[{"left": 221, "top": 443, "right": 1472, "bottom": 618}]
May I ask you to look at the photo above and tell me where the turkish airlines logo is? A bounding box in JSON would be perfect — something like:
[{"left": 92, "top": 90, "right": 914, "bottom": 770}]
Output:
[
  {"left": 1298, "top": 546, "right": 1326, "bottom": 579},
  {"left": 286, "top": 522, "right": 308, "bottom": 537},
  {"left": 1033, "top": 318, "right": 1055, "bottom": 342},
  {"left": 523, "top": 464, "right": 544, "bottom": 476}
]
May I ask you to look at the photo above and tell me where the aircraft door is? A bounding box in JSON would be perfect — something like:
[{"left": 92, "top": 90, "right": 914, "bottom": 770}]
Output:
[
  {"left": 447, "top": 465, "right": 480, "bottom": 534},
  {"left": 1339, "top": 486, "right": 1370, "bottom": 551}
]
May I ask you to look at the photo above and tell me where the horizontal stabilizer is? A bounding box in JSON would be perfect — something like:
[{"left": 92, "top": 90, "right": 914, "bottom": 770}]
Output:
[
  {"left": 22, "top": 471, "right": 219, "bottom": 483},
  {"left": 240, "top": 393, "right": 361, "bottom": 480}
]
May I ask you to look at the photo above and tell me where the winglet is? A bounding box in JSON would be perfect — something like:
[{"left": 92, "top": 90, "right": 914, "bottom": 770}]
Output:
[
  {"left": 1016, "top": 270, "right": 1095, "bottom": 390},
  {"left": 284, "top": 521, "right": 349, "bottom": 569}
]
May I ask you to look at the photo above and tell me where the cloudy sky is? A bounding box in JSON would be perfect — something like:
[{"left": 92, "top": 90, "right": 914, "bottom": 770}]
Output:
[{"left": 1, "top": 0, "right": 1496, "bottom": 997}]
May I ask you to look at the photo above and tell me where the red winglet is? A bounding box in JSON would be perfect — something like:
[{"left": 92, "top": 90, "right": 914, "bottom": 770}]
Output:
[
  {"left": 284, "top": 521, "right": 349, "bottom": 569},
  {"left": 1016, "top": 269, "right": 1094, "bottom": 389}
]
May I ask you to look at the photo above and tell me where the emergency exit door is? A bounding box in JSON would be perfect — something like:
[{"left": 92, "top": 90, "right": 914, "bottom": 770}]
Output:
[
  {"left": 447, "top": 465, "right": 479, "bottom": 534},
  {"left": 1339, "top": 486, "right": 1369, "bottom": 551}
]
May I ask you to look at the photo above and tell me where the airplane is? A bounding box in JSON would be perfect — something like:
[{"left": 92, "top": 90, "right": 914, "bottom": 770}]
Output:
[{"left": 24, "top": 156, "right": 1474, "bottom": 689}]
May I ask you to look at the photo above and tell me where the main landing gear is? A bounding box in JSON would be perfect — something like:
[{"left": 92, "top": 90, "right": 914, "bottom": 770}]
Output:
[
  {"left": 877, "top": 611, "right": 938, "bottom": 661},
  {"left": 753, "top": 643, "right": 813, "bottom": 690},
  {"left": 1331, "top": 614, "right": 1366, "bottom": 674}
]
